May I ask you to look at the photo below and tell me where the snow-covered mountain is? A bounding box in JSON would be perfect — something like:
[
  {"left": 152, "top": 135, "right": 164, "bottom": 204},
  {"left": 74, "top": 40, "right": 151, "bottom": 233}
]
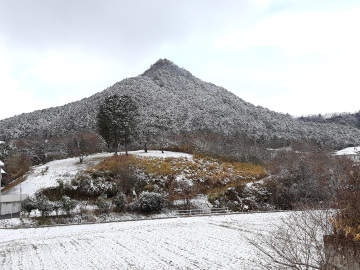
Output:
[{"left": 0, "top": 59, "right": 359, "bottom": 149}]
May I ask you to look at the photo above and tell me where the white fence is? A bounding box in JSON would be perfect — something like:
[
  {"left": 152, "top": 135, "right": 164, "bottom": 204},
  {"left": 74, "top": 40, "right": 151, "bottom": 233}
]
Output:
[
  {"left": 176, "top": 208, "right": 229, "bottom": 216},
  {"left": 0, "top": 194, "right": 29, "bottom": 215}
]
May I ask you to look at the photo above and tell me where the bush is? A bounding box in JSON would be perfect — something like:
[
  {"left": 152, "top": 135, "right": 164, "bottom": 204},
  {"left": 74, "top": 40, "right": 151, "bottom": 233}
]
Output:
[
  {"left": 208, "top": 182, "right": 271, "bottom": 212},
  {"left": 92, "top": 155, "right": 139, "bottom": 196},
  {"left": 96, "top": 195, "right": 111, "bottom": 213},
  {"left": 22, "top": 196, "right": 37, "bottom": 216},
  {"left": 138, "top": 192, "right": 166, "bottom": 213},
  {"left": 61, "top": 196, "right": 78, "bottom": 215},
  {"left": 264, "top": 148, "right": 336, "bottom": 210},
  {"left": 71, "top": 171, "right": 115, "bottom": 198},
  {"left": 249, "top": 209, "right": 334, "bottom": 269},
  {"left": 35, "top": 194, "right": 54, "bottom": 217},
  {"left": 113, "top": 192, "right": 127, "bottom": 212},
  {"left": 332, "top": 163, "right": 360, "bottom": 241}
]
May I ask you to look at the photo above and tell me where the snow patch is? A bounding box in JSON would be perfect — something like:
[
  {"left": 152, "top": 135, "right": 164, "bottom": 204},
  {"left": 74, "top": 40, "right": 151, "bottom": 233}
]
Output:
[{"left": 335, "top": 146, "right": 360, "bottom": 156}]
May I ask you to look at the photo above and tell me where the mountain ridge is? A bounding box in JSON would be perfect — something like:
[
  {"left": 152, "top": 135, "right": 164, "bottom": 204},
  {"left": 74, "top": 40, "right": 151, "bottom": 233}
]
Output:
[{"left": 0, "top": 59, "right": 359, "bottom": 149}]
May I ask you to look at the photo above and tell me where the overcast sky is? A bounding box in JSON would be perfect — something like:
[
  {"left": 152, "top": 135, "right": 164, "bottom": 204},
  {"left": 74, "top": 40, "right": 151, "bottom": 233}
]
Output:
[{"left": 1, "top": 0, "right": 360, "bottom": 120}]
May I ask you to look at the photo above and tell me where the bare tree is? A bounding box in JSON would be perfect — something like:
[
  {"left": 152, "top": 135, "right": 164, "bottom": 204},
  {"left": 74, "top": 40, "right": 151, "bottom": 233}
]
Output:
[
  {"left": 247, "top": 208, "right": 334, "bottom": 269},
  {"left": 66, "top": 133, "right": 101, "bottom": 163}
]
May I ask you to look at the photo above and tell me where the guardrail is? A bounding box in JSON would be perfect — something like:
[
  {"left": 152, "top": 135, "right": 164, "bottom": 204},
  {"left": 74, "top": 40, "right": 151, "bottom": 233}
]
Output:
[{"left": 176, "top": 207, "right": 229, "bottom": 216}]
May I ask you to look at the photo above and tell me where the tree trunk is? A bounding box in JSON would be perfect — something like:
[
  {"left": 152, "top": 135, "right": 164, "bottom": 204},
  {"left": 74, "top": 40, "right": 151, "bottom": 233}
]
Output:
[
  {"left": 114, "top": 133, "right": 118, "bottom": 155},
  {"left": 125, "top": 132, "right": 128, "bottom": 156}
]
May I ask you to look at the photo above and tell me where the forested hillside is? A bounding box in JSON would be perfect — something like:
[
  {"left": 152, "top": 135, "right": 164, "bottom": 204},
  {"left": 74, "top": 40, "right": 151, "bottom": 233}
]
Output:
[
  {"left": 0, "top": 59, "right": 359, "bottom": 149},
  {"left": 299, "top": 111, "right": 360, "bottom": 129}
]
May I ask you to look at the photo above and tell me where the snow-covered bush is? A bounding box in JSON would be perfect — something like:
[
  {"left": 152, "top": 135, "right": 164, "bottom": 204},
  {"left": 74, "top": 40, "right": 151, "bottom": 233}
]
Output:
[
  {"left": 71, "top": 171, "right": 116, "bottom": 198},
  {"left": 61, "top": 196, "right": 78, "bottom": 215},
  {"left": 113, "top": 192, "right": 127, "bottom": 212},
  {"left": 35, "top": 194, "right": 54, "bottom": 217},
  {"left": 96, "top": 195, "right": 111, "bottom": 213},
  {"left": 56, "top": 179, "right": 73, "bottom": 196},
  {"left": 138, "top": 191, "right": 166, "bottom": 213},
  {"left": 92, "top": 155, "right": 143, "bottom": 197},
  {"left": 208, "top": 182, "right": 272, "bottom": 212},
  {"left": 22, "top": 196, "right": 37, "bottom": 217}
]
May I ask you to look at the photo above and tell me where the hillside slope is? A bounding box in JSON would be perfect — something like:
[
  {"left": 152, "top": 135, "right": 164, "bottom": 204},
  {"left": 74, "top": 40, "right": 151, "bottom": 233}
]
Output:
[
  {"left": 0, "top": 59, "right": 359, "bottom": 148},
  {"left": 3, "top": 150, "right": 192, "bottom": 196},
  {"left": 299, "top": 111, "right": 360, "bottom": 129}
]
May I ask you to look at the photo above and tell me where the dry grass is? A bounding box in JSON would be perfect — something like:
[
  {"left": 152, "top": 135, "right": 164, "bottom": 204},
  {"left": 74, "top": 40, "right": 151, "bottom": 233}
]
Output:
[{"left": 90, "top": 153, "right": 266, "bottom": 195}]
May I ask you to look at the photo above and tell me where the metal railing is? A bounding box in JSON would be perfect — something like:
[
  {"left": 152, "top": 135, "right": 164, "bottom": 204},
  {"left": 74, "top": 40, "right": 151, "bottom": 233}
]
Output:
[{"left": 176, "top": 207, "right": 229, "bottom": 216}]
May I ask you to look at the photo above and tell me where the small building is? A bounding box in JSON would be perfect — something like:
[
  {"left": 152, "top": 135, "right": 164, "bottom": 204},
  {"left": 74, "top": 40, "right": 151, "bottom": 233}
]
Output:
[
  {"left": 0, "top": 159, "right": 29, "bottom": 216},
  {"left": 0, "top": 194, "right": 29, "bottom": 215},
  {"left": 0, "top": 159, "right": 4, "bottom": 185},
  {"left": 334, "top": 146, "right": 360, "bottom": 162}
]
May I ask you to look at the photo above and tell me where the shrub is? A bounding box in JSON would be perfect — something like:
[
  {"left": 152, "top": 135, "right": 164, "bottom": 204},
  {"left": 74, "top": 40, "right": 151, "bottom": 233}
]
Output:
[
  {"left": 35, "top": 194, "right": 54, "bottom": 217},
  {"left": 138, "top": 191, "right": 166, "bottom": 213},
  {"left": 208, "top": 182, "right": 272, "bottom": 212},
  {"left": 113, "top": 192, "right": 127, "bottom": 212},
  {"left": 61, "top": 196, "right": 78, "bottom": 215},
  {"left": 332, "top": 163, "right": 360, "bottom": 242},
  {"left": 249, "top": 209, "right": 334, "bottom": 269},
  {"left": 96, "top": 195, "right": 111, "bottom": 213},
  {"left": 93, "top": 155, "right": 140, "bottom": 196},
  {"left": 52, "top": 200, "right": 62, "bottom": 216},
  {"left": 56, "top": 179, "right": 73, "bottom": 196},
  {"left": 264, "top": 148, "right": 336, "bottom": 210},
  {"left": 71, "top": 171, "right": 115, "bottom": 198},
  {"left": 22, "top": 196, "right": 37, "bottom": 217}
]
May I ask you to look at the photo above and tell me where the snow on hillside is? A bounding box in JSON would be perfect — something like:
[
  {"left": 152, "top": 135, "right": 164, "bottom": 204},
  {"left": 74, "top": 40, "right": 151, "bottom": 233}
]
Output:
[
  {"left": 0, "top": 211, "right": 289, "bottom": 269},
  {"left": 1, "top": 58, "right": 360, "bottom": 149},
  {"left": 335, "top": 146, "right": 360, "bottom": 155},
  {"left": 3, "top": 151, "right": 193, "bottom": 196}
]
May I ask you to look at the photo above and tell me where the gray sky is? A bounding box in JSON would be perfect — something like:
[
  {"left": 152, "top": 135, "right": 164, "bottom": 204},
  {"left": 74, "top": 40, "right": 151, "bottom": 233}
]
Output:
[{"left": 1, "top": 0, "right": 360, "bottom": 120}]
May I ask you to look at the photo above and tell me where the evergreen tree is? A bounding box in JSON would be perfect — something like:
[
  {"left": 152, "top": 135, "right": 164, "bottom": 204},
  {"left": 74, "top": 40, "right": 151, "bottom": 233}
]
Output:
[{"left": 97, "top": 94, "right": 138, "bottom": 155}]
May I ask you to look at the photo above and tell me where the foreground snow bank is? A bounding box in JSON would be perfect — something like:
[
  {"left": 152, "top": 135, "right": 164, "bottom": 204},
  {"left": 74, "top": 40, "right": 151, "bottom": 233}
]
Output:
[{"left": 0, "top": 211, "right": 288, "bottom": 270}]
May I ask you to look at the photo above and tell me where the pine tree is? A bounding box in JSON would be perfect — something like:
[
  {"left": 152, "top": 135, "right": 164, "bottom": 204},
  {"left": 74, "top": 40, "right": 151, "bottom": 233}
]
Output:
[{"left": 96, "top": 94, "right": 138, "bottom": 155}]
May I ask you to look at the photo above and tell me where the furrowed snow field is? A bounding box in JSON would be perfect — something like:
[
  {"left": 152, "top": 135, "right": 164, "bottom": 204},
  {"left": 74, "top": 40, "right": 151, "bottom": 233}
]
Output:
[{"left": 0, "top": 212, "right": 288, "bottom": 270}]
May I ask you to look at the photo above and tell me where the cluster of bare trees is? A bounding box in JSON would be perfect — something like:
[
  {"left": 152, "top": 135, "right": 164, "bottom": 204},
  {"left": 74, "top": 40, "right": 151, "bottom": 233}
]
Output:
[
  {"left": 249, "top": 209, "right": 334, "bottom": 269},
  {"left": 249, "top": 145, "right": 360, "bottom": 269}
]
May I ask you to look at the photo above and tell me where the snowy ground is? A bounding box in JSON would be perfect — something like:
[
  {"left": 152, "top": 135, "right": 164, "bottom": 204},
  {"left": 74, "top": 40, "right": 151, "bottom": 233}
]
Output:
[
  {"left": 3, "top": 150, "right": 193, "bottom": 196},
  {"left": 0, "top": 150, "right": 288, "bottom": 269},
  {"left": 0, "top": 212, "right": 288, "bottom": 270}
]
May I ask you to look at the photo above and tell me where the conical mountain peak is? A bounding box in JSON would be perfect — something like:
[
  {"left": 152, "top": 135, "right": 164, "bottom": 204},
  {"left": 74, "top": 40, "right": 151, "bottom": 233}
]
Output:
[
  {"left": 142, "top": 58, "right": 195, "bottom": 79},
  {"left": 1, "top": 59, "right": 360, "bottom": 150}
]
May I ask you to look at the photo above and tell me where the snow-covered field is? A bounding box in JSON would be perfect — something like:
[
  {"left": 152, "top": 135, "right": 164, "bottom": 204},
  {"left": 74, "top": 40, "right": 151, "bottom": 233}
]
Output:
[
  {"left": 3, "top": 150, "right": 193, "bottom": 196},
  {"left": 0, "top": 212, "right": 288, "bottom": 270},
  {"left": 0, "top": 150, "right": 288, "bottom": 269}
]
